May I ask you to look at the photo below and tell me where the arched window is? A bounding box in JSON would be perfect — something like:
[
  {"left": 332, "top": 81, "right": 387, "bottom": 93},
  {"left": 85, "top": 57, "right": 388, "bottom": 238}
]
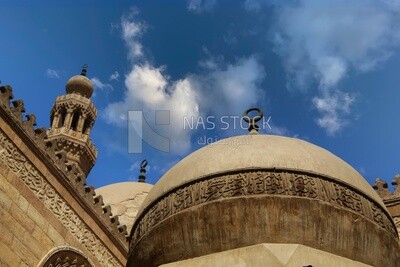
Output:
[
  {"left": 82, "top": 118, "right": 91, "bottom": 134},
  {"left": 38, "top": 246, "right": 93, "bottom": 267},
  {"left": 59, "top": 108, "right": 67, "bottom": 128},
  {"left": 50, "top": 112, "right": 55, "bottom": 128},
  {"left": 70, "top": 110, "right": 81, "bottom": 131}
]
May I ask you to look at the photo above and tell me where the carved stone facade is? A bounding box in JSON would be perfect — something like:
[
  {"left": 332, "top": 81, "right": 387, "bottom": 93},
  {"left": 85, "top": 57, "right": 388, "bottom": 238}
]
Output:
[
  {"left": 0, "top": 129, "right": 122, "bottom": 266},
  {"left": 0, "top": 79, "right": 128, "bottom": 266}
]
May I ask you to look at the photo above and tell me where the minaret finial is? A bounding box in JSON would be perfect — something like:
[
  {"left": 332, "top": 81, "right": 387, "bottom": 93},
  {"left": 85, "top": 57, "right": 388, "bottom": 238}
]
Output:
[
  {"left": 138, "top": 160, "right": 148, "bottom": 183},
  {"left": 81, "top": 64, "right": 88, "bottom": 76},
  {"left": 242, "top": 108, "right": 263, "bottom": 135}
]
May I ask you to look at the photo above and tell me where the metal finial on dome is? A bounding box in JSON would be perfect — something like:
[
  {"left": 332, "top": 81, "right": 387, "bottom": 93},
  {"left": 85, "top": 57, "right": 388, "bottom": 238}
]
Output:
[
  {"left": 81, "top": 64, "right": 88, "bottom": 76},
  {"left": 242, "top": 108, "right": 263, "bottom": 135},
  {"left": 138, "top": 160, "right": 148, "bottom": 183}
]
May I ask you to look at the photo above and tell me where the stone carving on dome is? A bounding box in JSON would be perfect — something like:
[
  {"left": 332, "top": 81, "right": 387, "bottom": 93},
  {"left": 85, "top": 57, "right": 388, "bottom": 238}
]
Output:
[
  {"left": 333, "top": 183, "right": 364, "bottom": 215},
  {"left": 130, "top": 170, "right": 397, "bottom": 251},
  {"left": 393, "top": 175, "right": 400, "bottom": 195}
]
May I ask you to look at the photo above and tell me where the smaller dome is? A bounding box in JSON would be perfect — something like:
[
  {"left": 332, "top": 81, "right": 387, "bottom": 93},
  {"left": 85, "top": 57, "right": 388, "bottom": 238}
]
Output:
[
  {"left": 96, "top": 182, "right": 153, "bottom": 234},
  {"left": 66, "top": 75, "right": 93, "bottom": 98}
]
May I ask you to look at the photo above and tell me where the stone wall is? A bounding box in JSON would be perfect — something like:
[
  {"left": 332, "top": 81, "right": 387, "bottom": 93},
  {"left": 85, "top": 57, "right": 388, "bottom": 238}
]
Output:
[
  {"left": 0, "top": 170, "right": 56, "bottom": 266},
  {"left": 0, "top": 156, "right": 105, "bottom": 266}
]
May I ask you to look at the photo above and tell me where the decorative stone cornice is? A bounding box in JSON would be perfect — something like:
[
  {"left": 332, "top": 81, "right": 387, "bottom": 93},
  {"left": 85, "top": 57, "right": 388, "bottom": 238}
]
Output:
[
  {"left": 47, "top": 127, "right": 98, "bottom": 159},
  {"left": 0, "top": 85, "right": 128, "bottom": 263},
  {"left": 130, "top": 169, "right": 398, "bottom": 253}
]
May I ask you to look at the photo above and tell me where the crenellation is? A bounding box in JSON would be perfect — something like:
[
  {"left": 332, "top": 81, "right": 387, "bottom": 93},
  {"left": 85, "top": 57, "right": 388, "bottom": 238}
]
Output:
[
  {"left": 373, "top": 175, "right": 400, "bottom": 200},
  {"left": 373, "top": 178, "right": 392, "bottom": 198},
  {"left": 44, "top": 139, "right": 60, "bottom": 162},
  {"left": 34, "top": 127, "right": 47, "bottom": 139},
  {"left": 74, "top": 173, "right": 86, "bottom": 188},
  {"left": 65, "top": 162, "right": 80, "bottom": 182},
  {"left": 372, "top": 175, "right": 400, "bottom": 236},
  {"left": 54, "top": 150, "right": 67, "bottom": 172},
  {"left": 0, "top": 85, "right": 14, "bottom": 108},
  {"left": 84, "top": 185, "right": 96, "bottom": 197},
  {"left": 93, "top": 194, "right": 104, "bottom": 205},
  {"left": 10, "top": 99, "right": 25, "bottom": 121},
  {"left": 118, "top": 224, "right": 127, "bottom": 235},
  {"left": 102, "top": 205, "right": 113, "bottom": 219},
  {"left": 392, "top": 174, "right": 400, "bottom": 195},
  {"left": 22, "top": 114, "right": 37, "bottom": 133},
  {"left": 32, "top": 127, "right": 48, "bottom": 151}
]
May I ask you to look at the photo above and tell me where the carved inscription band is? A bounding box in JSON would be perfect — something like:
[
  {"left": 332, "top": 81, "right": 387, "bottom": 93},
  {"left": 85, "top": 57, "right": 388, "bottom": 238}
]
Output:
[{"left": 131, "top": 170, "right": 397, "bottom": 250}]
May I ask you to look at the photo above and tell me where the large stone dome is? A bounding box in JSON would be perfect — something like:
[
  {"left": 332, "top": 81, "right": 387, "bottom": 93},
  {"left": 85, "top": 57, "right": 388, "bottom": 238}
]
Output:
[{"left": 127, "top": 134, "right": 399, "bottom": 267}]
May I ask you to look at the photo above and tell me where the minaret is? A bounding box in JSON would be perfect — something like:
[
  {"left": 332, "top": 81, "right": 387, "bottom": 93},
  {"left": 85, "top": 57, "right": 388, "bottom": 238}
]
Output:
[{"left": 47, "top": 65, "right": 98, "bottom": 176}]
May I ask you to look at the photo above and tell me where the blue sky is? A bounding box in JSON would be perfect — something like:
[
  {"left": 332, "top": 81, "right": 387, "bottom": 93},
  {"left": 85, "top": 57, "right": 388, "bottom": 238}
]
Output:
[{"left": 1, "top": 0, "right": 400, "bottom": 189}]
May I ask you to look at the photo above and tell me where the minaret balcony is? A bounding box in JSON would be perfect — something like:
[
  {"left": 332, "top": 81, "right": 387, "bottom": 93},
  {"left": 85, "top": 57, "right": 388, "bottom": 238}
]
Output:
[{"left": 47, "top": 126, "right": 98, "bottom": 158}]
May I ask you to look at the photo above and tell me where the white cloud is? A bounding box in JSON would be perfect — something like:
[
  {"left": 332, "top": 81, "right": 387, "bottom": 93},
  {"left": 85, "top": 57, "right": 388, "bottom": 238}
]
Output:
[
  {"left": 103, "top": 10, "right": 266, "bottom": 154},
  {"left": 104, "top": 56, "right": 265, "bottom": 154},
  {"left": 109, "top": 71, "right": 120, "bottom": 81},
  {"left": 187, "top": 0, "right": 217, "bottom": 13},
  {"left": 267, "top": 124, "right": 290, "bottom": 136},
  {"left": 104, "top": 64, "right": 200, "bottom": 154},
  {"left": 271, "top": 0, "right": 400, "bottom": 134},
  {"left": 192, "top": 56, "right": 265, "bottom": 117},
  {"left": 244, "top": 0, "right": 279, "bottom": 11},
  {"left": 91, "top": 77, "right": 113, "bottom": 92},
  {"left": 312, "top": 92, "right": 355, "bottom": 136},
  {"left": 121, "top": 9, "right": 146, "bottom": 60},
  {"left": 46, "top": 69, "right": 60, "bottom": 79}
]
